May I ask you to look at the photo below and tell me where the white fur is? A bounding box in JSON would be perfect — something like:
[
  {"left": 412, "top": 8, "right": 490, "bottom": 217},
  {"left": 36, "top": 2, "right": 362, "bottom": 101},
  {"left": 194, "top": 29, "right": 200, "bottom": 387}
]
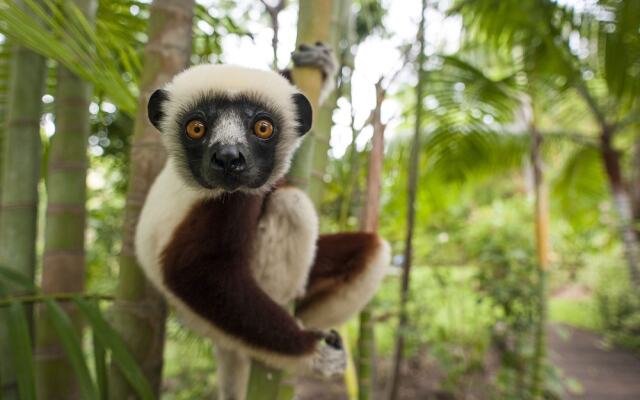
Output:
[
  {"left": 136, "top": 161, "right": 319, "bottom": 370},
  {"left": 251, "top": 186, "right": 319, "bottom": 305},
  {"left": 209, "top": 112, "right": 248, "bottom": 147},
  {"left": 297, "top": 238, "right": 391, "bottom": 330}
]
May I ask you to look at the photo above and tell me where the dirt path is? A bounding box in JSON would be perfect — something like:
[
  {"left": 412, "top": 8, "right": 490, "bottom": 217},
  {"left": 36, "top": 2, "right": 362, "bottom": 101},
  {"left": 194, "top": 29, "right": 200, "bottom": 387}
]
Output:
[{"left": 547, "top": 323, "right": 640, "bottom": 400}]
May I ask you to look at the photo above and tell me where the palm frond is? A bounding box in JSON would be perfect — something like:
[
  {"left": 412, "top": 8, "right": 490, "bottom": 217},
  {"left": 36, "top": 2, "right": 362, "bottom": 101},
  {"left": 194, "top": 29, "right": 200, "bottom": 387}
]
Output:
[
  {"left": 599, "top": 0, "right": 640, "bottom": 105},
  {"left": 0, "top": 0, "right": 145, "bottom": 114}
]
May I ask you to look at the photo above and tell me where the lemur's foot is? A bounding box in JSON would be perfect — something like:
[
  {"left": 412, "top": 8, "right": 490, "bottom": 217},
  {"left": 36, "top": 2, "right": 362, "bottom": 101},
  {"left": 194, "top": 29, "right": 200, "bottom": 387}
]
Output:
[
  {"left": 310, "top": 329, "right": 347, "bottom": 377},
  {"left": 291, "top": 42, "right": 337, "bottom": 81}
]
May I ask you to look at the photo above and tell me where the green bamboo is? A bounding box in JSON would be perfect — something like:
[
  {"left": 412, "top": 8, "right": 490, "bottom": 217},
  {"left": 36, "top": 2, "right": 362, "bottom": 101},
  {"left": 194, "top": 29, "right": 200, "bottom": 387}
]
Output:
[
  {"left": 0, "top": 42, "right": 8, "bottom": 212},
  {"left": 306, "top": 0, "right": 352, "bottom": 205},
  {"left": 0, "top": 3, "right": 47, "bottom": 398},
  {"left": 356, "top": 308, "right": 374, "bottom": 400},
  {"left": 108, "top": 0, "right": 195, "bottom": 398},
  {"left": 286, "top": 0, "right": 334, "bottom": 189},
  {"left": 34, "top": 1, "right": 96, "bottom": 398},
  {"left": 633, "top": 137, "right": 640, "bottom": 232},
  {"left": 247, "top": 362, "right": 284, "bottom": 400}
]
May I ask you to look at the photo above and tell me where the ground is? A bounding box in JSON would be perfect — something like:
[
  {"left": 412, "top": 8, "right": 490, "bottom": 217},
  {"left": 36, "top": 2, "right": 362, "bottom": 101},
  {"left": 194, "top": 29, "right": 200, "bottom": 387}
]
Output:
[
  {"left": 548, "top": 323, "right": 640, "bottom": 400},
  {"left": 296, "top": 324, "right": 640, "bottom": 400}
]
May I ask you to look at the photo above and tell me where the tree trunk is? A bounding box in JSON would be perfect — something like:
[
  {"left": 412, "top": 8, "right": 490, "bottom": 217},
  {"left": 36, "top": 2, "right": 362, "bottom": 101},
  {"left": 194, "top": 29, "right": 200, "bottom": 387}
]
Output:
[
  {"left": 387, "top": 1, "right": 427, "bottom": 398},
  {"left": 34, "top": 1, "right": 96, "bottom": 397},
  {"left": 529, "top": 121, "right": 549, "bottom": 399},
  {"left": 600, "top": 127, "right": 640, "bottom": 288},
  {"left": 247, "top": 2, "right": 334, "bottom": 398},
  {"left": 357, "top": 81, "right": 387, "bottom": 400},
  {"left": 0, "top": 7, "right": 47, "bottom": 398},
  {"left": 108, "top": 1, "right": 195, "bottom": 398}
]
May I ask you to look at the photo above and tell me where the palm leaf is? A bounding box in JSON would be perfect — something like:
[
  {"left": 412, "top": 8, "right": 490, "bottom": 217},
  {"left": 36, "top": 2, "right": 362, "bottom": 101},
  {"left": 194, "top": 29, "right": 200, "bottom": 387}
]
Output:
[
  {"left": 0, "top": 0, "right": 141, "bottom": 114},
  {"left": 599, "top": 0, "right": 640, "bottom": 105}
]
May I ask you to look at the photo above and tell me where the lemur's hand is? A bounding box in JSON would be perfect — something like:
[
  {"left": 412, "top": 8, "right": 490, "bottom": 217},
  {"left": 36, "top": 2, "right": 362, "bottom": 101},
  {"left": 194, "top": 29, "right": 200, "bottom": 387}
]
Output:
[
  {"left": 291, "top": 42, "right": 337, "bottom": 104},
  {"left": 309, "top": 329, "right": 347, "bottom": 377}
]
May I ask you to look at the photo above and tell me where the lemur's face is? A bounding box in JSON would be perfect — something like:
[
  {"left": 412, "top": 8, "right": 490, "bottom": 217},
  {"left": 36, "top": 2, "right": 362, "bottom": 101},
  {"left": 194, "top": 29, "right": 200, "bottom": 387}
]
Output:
[
  {"left": 175, "top": 95, "right": 278, "bottom": 191},
  {"left": 147, "top": 65, "right": 312, "bottom": 193}
]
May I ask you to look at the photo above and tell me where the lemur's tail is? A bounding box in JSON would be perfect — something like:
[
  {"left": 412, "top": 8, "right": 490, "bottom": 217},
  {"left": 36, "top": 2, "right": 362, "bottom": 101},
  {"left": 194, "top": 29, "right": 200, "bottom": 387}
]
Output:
[{"left": 295, "top": 232, "right": 391, "bottom": 329}]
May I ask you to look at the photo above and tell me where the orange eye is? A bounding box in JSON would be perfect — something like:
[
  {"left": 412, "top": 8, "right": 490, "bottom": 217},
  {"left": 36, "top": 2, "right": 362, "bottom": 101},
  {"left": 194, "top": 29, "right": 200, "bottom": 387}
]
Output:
[
  {"left": 186, "top": 120, "right": 206, "bottom": 139},
  {"left": 254, "top": 119, "right": 274, "bottom": 139}
]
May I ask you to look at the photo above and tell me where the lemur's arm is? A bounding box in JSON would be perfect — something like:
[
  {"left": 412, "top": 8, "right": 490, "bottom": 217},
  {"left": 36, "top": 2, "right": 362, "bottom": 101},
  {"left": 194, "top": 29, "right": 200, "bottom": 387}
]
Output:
[
  {"left": 281, "top": 42, "right": 338, "bottom": 104},
  {"left": 161, "top": 192, "right": 339, "bottom": 365}
]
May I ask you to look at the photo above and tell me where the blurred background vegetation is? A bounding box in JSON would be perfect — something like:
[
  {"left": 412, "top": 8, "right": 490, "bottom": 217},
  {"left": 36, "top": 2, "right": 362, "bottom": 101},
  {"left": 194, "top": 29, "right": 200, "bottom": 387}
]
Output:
[{"left": 0, "top": 0, "right": 639, "bottom": 399}]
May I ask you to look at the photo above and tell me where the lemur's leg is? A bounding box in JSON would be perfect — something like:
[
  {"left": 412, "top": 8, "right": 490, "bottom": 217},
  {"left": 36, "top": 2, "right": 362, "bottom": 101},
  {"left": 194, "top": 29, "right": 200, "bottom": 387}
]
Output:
[
  {"left": 281, "top": 42, "right": 338, "bottom": 104},
  {"left": 215, "top": 345, "right": 250, "bottom": 400},
  {"left": 295, "top": 233, "right": 391, "bottom": 330}
]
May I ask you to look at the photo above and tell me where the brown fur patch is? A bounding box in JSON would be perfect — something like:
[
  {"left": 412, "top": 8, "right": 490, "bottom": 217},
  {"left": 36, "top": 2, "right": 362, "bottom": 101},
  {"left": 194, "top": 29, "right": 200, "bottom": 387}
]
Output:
[
  {"left": 296, "top": 232, "right": 381, "bottom": 314},
  {"left": 161, "top": 192, "right": 320, "bottom": 356}
]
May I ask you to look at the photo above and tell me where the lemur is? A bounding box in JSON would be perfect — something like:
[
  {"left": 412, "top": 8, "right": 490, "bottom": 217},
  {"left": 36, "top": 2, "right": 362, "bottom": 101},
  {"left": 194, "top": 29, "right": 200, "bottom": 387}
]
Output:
[{"left": 135, "top": 43, "right": 390, "bottom": 400}]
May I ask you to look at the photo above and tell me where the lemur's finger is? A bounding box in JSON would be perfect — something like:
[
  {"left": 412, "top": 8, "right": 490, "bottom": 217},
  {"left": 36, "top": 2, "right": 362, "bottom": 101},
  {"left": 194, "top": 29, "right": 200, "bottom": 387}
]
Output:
[{"left": 324, "top": 329, "right": 343, "bottom": 350}]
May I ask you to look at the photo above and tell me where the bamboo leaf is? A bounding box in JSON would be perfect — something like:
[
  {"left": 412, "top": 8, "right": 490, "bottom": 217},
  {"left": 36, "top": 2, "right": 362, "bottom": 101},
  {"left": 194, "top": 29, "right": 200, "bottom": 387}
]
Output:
[
  {"left": 93, "top": 326, "right": 109, "bottom": 400},
  {"left": 0, "top": 266, "right": 37, "bottom": 291},
  {"left": 6, "top": 301, "right": 36, "bottom": 400},
  {"left": 43, "top": 299, "right": 98, "bottom": 400},
  {"left": 74, "top": 298, "right": 153, "bottom": 400}
]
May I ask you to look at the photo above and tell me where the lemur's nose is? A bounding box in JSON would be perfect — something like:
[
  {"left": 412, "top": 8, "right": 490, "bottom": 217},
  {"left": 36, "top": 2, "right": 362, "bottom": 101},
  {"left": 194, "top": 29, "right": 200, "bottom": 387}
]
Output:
[{"left": 212, "top": 145, "right": 246, "bottom": 172}]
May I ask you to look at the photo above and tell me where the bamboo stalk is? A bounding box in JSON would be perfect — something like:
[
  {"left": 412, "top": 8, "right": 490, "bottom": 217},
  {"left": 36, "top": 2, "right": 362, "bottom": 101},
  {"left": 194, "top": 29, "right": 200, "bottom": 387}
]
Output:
[
  {"left": 0, "top": 2, "right": 47, "bottom": 398},
  {"left": 34, "top": 1, "right": 96, "bottom": 398},
  {"left": 285, "top": 0, "right": 333, "bottom": 189}
]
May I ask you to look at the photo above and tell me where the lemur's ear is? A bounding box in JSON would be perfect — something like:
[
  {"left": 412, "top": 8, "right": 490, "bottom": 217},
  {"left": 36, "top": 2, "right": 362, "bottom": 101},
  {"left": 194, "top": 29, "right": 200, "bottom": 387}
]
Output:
[
  {"left": 292, "top": 93, "right": 312, "bottom": 136},
  {"left": 148, "top": 89, "right": 169, "bottom": 131}
]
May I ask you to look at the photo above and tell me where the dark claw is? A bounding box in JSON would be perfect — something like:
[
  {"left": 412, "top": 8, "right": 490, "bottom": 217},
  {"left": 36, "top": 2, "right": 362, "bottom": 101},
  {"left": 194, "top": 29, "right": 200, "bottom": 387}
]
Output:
[{"left": 324, "top": 329, "right": 343, "bottom": 350}]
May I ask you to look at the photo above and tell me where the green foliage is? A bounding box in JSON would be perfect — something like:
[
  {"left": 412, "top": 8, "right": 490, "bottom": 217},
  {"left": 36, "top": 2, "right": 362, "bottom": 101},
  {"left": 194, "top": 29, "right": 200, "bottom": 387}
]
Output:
[
  {"left": 0, "top": 267, "right": 153, "bottom": 400},
  {"left": 162, "top": 319, "right": 217, "bottom": 399},
  {"left": 0, "top": 0, "right": 141, "bottom": 113},
  {"left": 594, "top": 263, "right": 640, "bottom": 351},
  {"left": 373, "top": 267, "right": 494, "bottom": 396},
  {"left": 464, "top": 199, "right": 555, "bottom": 399},
  {"left": 353, "top": 0, "right": 387, "bottom": 43}
]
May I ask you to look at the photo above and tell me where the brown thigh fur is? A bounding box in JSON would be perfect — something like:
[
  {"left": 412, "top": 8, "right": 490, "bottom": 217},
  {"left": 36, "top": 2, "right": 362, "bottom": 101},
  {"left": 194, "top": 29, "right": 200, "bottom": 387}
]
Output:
[{"left": 295, "top": 232, "right": 382, "bottom": 315}]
